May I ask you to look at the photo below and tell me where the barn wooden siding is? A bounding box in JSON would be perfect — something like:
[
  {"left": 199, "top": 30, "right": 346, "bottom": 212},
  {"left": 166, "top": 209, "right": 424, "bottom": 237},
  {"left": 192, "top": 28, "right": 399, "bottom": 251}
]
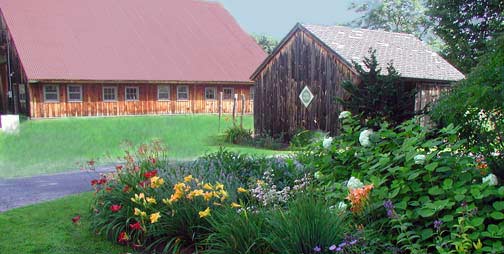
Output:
[
  {"left": 254, "top": 29, "right": 357, "bottom": 138},
  {"left": 28, "top": 84, "right": 253, "bottom": 118}
]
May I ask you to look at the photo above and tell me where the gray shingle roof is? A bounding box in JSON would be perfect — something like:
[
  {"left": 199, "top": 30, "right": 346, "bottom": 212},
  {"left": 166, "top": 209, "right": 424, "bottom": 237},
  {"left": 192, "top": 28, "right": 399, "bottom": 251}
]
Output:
[{"left": 303, "top": 24, "right": 465, "bottom": 82}]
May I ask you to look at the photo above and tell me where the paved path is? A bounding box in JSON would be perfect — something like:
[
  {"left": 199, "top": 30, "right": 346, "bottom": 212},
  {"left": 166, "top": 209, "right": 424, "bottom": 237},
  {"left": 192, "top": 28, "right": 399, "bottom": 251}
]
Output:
[{"left": 0, "top": 166, "right": 115, "bottom": 212}]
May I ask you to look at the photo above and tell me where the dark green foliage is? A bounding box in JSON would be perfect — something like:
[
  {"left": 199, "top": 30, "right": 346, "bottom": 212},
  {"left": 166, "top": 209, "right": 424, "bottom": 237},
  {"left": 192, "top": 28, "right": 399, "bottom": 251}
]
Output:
[
  {"left": 338, "top": 49, "right": 415, "bottom": 126},
  {"left": 266, "top": 196, "right": 345, "bottom": 254},
  {"left": 224, "top": 125, "right": 253, "bottom": 144},
  {"left": 290, "top": 129, "right": 328, "bottom": 149},
  {"left": 252, "top": 34, "right": 279, "bottom": 55},
  {"left": 427, "top": 0, "right": 504, "bottom": 73},
  {"left": 300, "top": 116, "right": 504, "bottom": 253},
  {"left": 204, "top": 208, "right": 272, "bottom": 254},
  {"left": 430, "top": 35, "right": 504, "bottom": 178}
]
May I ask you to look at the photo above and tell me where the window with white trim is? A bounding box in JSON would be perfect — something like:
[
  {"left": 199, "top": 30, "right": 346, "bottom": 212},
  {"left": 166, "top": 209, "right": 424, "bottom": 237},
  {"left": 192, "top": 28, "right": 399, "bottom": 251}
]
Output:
[
  {"left": 103, "top": 86, "right": 117, "bottom": 101},
  {"left": 43, "top": 85, "right": 59, "bottom": 102},
  {"left": 125, "top": 87, "right": 139, "bottom": 101},
  {"left": 157, "top": 85, "right": 171, "bottom": 101},
  {"left": 67, "top": 85, "right": 82, "bottom": 102},
  {"left": 205, "top": 87, "right": 216, "bottom": 100},
  {"left": 223, "top": 87, "right": 234, "bottom": 100},
  {"left": 177, "top": 85, "right": 189, "bottom": 100},
  {"left": 250, "top": 87, "right": 255, "bottom": 100}
]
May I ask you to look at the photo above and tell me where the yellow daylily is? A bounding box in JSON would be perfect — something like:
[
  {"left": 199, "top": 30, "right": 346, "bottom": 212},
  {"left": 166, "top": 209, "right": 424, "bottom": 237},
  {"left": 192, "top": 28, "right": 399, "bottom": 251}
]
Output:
[
  {"left": 231, "top": 202, "right": 242, "bottom": 208},
  {"left": 203, "top": 183, "right": 213, "bottom": 190},
  {"left": 237, "top": 187, "right": 248, "bottom": 193},
  {"left": 146, "top": 197, "right": 157, "bottom": 204},
  {"left": 184, "top": 175, "right": 193, "bottom": 183},
  {"left": 134, "top": 208, "right": 147, "bottom": 218},
  {"left": 219, "top": 189, "right": 229, "bottom": 201},
  {"left": 131, "top": 193, "right": 146, "bottom": 204},
  {"left": 150, "top": 176, "right": 165, "bottom": 188},
  {"left": 198, "top": 207, "right": 211, "bottom": 218},
  {"left": 215, "top": 182, "right": 224, "bottom": 190},
  {"left": 162, "top": 198, "right": 171, "bottom": 205},
  {"left": 203, "top": 191, "right": 214, "bottom": 201},
  {"left": 150, "top": 212, "right": 161, "bottom": 224}
]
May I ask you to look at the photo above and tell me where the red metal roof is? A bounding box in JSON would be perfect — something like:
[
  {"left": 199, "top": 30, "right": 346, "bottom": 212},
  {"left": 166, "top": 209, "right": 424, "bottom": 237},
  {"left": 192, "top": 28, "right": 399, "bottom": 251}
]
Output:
[{"left": 0, "top": 0, "right": 266, "bottom": 83}]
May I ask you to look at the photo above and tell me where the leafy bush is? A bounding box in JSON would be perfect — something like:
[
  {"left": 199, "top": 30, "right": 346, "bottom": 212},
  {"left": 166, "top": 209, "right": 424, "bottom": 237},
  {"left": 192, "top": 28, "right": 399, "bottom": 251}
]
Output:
[
  {"left": 224, "top": 125, "right": 252, "bottom": 144},
  {"left": 290, "top": 129, "right": 328, "bottom": 149},
  {"left": 300, "top": 116, "right": 504, "bottom": 253},
  {"left": 430, "top": 35, "right": 504, "bottom": 179}
]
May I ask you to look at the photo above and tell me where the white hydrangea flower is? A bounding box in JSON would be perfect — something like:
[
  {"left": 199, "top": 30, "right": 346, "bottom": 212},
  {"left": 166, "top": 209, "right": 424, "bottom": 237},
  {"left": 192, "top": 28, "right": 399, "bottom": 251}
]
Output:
[
  {"left": 359, "top": 129, "right": 373, "bottom": 147},
  {"left": 337, "top": 201, "right": 348, "bottom": 211},
  {"left": 339, "top": 111, "right": 352, "bottom": 119},
  {"left": 414, "top": 154, "right": 426, "bottom": 165},
  {"left": 314, "top": 171, "right": 322, "bottom": 179},
  {"left": 483, "top": 174, "right": 498, "bottom": 186},
  {"left": 347, "top": 176, "right": 364, "bottom": 190},
  {"left": 322, "top": 137, "right": 333, "bottom": 149}
]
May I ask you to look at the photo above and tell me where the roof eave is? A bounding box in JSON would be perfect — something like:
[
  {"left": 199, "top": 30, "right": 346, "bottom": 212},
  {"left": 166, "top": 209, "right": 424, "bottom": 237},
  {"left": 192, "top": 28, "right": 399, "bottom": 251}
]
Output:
[{"left": 28, "top": 79, "right": 255, "bottom": 85}]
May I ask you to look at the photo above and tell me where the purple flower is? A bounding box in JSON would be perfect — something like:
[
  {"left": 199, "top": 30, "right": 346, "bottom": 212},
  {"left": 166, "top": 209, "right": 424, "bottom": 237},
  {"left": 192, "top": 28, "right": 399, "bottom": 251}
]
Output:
[
  {"left": 313, "top": 246, "right": 322, "bottom": 252},
  {"left": 338, "top": 242, "right": 347, "bottom": 248},
  {"left": 433, "top": 219, "right": 443, "bottom": 231},
  {"left": 383, "top": 200, "right": 394, "bottom": 210},
  {"left": 335, "top": 247, "right": 343, "bottom": 252},
  {"left": 329, "top": 245, "right": 337, "bottom": 251},
  {"left": 349, "top": 239, "right": 358, "bottom": 245}
]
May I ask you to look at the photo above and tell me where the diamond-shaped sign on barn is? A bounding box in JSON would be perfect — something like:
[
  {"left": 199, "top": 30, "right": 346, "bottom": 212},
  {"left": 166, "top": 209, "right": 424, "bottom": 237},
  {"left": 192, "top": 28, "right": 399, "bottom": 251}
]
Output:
[{"left": 299, "top": 86, "right": 314, "bottom": 108}]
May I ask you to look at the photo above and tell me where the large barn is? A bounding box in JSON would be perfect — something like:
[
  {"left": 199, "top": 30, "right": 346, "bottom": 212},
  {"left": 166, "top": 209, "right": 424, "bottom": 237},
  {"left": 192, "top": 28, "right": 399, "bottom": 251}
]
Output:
[
  {"left": 251, "top": 23, "right": 465, "bottom": 138},
  {"left": 0, "top": 0, "right": 266, "bottom": 118}
]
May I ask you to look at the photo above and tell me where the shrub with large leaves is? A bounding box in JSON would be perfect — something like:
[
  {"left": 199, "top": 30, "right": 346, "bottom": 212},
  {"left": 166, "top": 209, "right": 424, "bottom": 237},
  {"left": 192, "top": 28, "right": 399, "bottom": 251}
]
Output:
[{"left": 299, "top": 116, "right": 504, "bottom": 253}]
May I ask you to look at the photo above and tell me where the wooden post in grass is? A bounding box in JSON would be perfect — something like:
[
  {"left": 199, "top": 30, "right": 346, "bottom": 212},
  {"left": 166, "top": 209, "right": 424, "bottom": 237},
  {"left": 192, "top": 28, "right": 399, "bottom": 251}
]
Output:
[
  {"left": 218, "top": 91, "right": 223, "bottom": 132},
  {"left": 240, "top": 94, "right": 245, "bottom": 128},
  {"left": 232, "top": 94, "right": 237, "bottom": 126}
]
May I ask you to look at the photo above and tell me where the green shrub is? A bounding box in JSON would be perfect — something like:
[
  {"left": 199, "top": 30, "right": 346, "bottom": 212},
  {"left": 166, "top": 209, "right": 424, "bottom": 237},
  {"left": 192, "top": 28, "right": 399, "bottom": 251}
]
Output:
[
  {"left": 300, "top": 116, "right": 504, "bottom": 253},
  {"left": 265, "top": 196, "right": 346, "bottom": 254},
  {"left": 224, "top": 125, "right": 252, "bottom": 144},
  {"left": 204, "top": 208, "right": 272, "bottom": 254},
  {"left": 290, "top": 129, "right": 328, "bottom": 149}
]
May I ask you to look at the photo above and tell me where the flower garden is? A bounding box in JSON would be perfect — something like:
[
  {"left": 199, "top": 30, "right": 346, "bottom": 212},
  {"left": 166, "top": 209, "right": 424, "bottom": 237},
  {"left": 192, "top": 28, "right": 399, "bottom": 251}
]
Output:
[{"left": 88, "top": 114, "right": 503, "bottom": 254}]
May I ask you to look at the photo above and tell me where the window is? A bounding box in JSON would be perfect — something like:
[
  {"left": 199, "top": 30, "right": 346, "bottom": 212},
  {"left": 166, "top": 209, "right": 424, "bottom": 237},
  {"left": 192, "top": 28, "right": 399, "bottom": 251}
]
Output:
[
  {"left": 177, "top": 85, "right": 189, "bottom": 100},
  {"left": 158, "top": 85, "right": 170, "bottom": 101},
  {"left": 103, "top": 86, "right": 117, "bottom": 101},
  {"left": 43, "top": 85, "right": 59, "bottom": 102},
  {"left": 67, "top": 85, "right": 82, "bottom": 102},
  {"left": 205, "top": 87, "right": 216, "bottom": 100},
  {"left": 250, "top": 87, "right": 255, "bottom": 100},
  {"left": 223, "top": 87, "right": 234, "bottom": 100},
  {"left": 125, "top": 87, "right": 139, "bottom": 101},
  {"left": 19, "top": 84, "right": 26, "bottom": 102}
]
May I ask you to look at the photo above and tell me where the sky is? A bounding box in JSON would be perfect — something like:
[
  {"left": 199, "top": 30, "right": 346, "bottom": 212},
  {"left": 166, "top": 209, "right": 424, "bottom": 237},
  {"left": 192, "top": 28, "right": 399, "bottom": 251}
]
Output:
[{"left": 213, "top": 0, "right": 360, "bottom": 40}]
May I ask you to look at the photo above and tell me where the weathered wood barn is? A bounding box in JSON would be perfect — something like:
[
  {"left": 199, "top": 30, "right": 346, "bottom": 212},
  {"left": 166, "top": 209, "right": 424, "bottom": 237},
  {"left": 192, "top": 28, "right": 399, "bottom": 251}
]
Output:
[
  {"left": 0, "top": 0, "right": 266, "bottom": 118},
  {"left": 251, "top": 23, "right": 465, "bottom": 138}
]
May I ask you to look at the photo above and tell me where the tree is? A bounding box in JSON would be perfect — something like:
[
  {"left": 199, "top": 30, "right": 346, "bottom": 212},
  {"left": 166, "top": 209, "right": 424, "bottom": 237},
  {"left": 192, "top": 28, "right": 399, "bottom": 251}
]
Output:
[
  {"left": 337, "top": 49, "right": 415, "bottom": 126},
  {"left": 427, "top": 0, "right": 504, "bottom": 73},
  {"left": 430, "top": 35, "right": 504, "bottom": 177},
  {"left": 348, "top": 0, "right": 435, "bottom": 41},
  {"left": 252, "top": 34, "right": 279, "bottom": 55}
]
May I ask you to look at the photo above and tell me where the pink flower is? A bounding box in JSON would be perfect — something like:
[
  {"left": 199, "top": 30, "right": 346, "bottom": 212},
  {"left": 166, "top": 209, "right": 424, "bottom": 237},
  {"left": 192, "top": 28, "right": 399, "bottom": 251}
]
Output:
[
  {"left": 109, "top": 204, "right": 122, "bottom": 213},
  {"left": 129, "top": 221, "right": 142, "bottom": 231},
  {"left": 72, "top": 215, "right": 81, "bottom": 224}
]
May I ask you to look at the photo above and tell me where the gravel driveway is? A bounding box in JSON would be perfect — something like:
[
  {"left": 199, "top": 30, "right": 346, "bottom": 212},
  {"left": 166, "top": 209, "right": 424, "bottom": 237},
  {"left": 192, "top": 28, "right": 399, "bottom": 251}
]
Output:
[{"left": 0, "top": 166, "right": 115, "bottom": 212}]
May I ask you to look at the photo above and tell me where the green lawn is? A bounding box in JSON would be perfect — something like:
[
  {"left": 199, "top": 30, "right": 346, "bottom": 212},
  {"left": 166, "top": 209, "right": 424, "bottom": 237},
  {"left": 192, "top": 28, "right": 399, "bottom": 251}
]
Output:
[
  {"left": 0, "top": 193, "right": 132, "bottom": 254},
  {"left": 0, "top": 115, "right": 281, "bottom": 178}
]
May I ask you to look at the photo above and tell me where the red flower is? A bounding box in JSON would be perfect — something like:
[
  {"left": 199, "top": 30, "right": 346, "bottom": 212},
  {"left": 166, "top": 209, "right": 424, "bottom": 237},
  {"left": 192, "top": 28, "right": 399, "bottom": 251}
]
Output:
[
  {"left": 88, "top": 160, "right": 95, "bottom": 166},
  {"left": 98, "top": 178, "right": 107, "bottom": 185},
  {"left": 72, "top": 215, "right": 81, "bottom": 224},
  {"left": 144, "top": 170, "right": 158, "bottom": 179},
  {"left": 105, "top": 187, "right": 113, "bottom": 192},
  {"left": 123, "top": 185, "right": 130, "bottom": 193},
  {"left": 91, "top": 179, "right": 98, "bottom": 186},
  {"left": 110, "top": 204, "right": 122, "bottom": 213},
  {"left": 138, "top": 180, "right": 150, "bottom": 188},
  {"left": 115, "top": 165, "right": 123, "bottom": 171},
  {"left": 129, "top": 221, "right": 142, "bottom": 231},
  {"left": 150, "top": 157, "right": 156, "bottom": 164},
  {"left": 118, "top": 231, "right": 129, "bottom": 243}
]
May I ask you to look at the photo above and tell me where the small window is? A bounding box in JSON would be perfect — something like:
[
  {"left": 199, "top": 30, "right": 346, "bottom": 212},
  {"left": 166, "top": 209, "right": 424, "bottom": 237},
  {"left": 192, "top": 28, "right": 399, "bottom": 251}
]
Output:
[
  {"left": 205, "top": 87, "right": 216, "bottom": 100},
  {"left": 19, "top": 84, "right": 26, "bottom": 102},
  {"left": 103, "top": 86, "right": 117, "bottom": 101},
  {"left": 125, "top": 87, "right": 139, "bottom": 101},
  {"left": 44, "top": 85, "right": 59, "bottom": 102},
  {"left": 158, "top": 85, "right": 171, "bottom": 101},
  {"left": 223, "top": 88, "right": 234, "bottom": 100},
  {"left": 250, "top": 87, "right": 255, "bottom": 100},
  {"left": 67, "top": 85, "right": 82, "bottom": 102},
  {"left": 177, "top": 85, "right": 189, "bottom": 100}
]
